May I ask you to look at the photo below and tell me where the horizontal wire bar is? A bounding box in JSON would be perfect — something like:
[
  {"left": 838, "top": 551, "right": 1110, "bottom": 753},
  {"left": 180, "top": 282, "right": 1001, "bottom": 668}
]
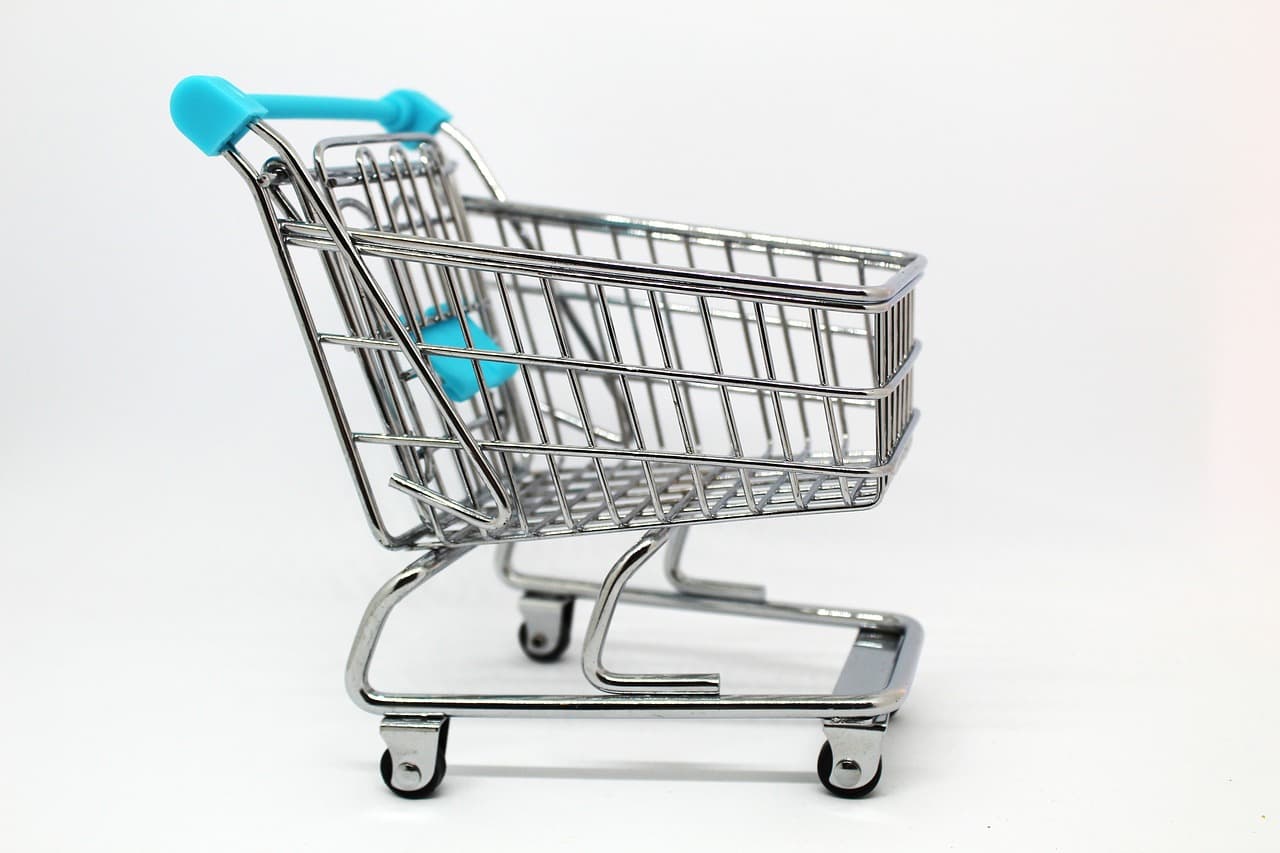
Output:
[
  {"left": 463, "top": 197, "right": 918, "bottom": 271},
  {"left": 351, "top": 412, "right": 917, "bottom": 478},
  {"left": 318, "top": 332, "right": 919, "bottom": 401},
  {"left": 265, "top": 162, "right": 915, "bottom": 270},
  {"left": 506, "top": 283, "right": 871, "bottom": 339},
  {"left": 279, "top": 222, "right": 925, "bottom": 311},
  {"left": 435, "top": 475, "right": 879, "bottom": 533}
]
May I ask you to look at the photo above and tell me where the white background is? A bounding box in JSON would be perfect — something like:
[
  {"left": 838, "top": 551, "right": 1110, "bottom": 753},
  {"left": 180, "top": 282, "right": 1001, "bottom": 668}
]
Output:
[{"left": 1, "top": 1, "right": 1276, "bottom": 850}]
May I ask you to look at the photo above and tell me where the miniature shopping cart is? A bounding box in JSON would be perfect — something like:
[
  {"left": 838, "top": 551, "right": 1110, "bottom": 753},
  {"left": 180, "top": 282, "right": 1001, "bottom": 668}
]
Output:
[{"left": 171, "top": 76, "right": 926, "bottom": 799}]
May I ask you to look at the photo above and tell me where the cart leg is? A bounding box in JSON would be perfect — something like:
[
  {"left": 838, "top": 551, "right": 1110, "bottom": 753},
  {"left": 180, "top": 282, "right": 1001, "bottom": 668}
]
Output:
[
  {"left": 497, "top": 530, "right": 769, "bottom": 606},
  {"left": 580, "top": 530, "right": 721, "bottom": 695},
  {"left": 345, "top": 546, "right": 475, "bottom": 711},
  {"left": 662, "top": 527, "right": 766, "bottom": 602},
  {"left": 345, "top": 547, "right": 473, "bottom": 798}
]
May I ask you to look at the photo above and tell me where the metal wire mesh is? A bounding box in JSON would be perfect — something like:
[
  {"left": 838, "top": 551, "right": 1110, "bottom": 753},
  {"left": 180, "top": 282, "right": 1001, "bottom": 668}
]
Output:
[{"left": 257, "top": 134, "right": 919, "bottom": 548}]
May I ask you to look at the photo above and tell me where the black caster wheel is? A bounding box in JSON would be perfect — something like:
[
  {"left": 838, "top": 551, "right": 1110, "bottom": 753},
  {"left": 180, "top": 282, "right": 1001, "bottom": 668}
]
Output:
[
  {"left": 816, "top": 740, "right": 883, "bottom": 799},
  {"left": 380, "top": 719, "right": 449, "bottom": 799},
  {"left": 517, "top": 595, "right": 574, "bottom": 663}
]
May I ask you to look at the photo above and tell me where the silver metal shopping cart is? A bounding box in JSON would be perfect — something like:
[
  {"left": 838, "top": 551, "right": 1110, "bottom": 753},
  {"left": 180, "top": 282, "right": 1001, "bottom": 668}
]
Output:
[{"left": 171, "top": 76, "right": 926, "bottom": 799}]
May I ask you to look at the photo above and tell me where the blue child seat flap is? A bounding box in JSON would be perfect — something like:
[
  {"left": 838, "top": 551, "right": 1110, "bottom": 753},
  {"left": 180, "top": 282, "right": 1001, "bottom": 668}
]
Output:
[{"left": 415, "top": 310, "right": 518, "bottom": 402}]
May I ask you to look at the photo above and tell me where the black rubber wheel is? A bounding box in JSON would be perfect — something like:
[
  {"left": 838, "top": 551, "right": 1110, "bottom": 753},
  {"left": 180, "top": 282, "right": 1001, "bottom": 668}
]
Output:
[
  {"left": 816, "top": 741, "right": 883, "bottom": 799},
  {"left": 380, "top": 719, "right": 449, "bottom": 799},
  {"left": 517, "top": 597, "right": 574, "bottom": 663}
]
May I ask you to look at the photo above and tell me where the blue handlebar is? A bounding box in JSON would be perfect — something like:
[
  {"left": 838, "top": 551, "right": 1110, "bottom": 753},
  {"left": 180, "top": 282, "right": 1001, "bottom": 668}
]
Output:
[{"left": 170, "top": 75, "right": 452, "bottom": 156}]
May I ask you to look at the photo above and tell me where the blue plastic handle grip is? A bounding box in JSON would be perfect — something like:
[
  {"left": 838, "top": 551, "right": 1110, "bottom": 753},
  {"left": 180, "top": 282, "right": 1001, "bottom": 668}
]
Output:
[{"left": 170, "top": 75, "right": 452, "bottom": 156}]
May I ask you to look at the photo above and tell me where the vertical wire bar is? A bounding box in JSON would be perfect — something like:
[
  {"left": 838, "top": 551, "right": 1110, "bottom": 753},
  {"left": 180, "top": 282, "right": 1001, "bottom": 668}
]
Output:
[
  {"left": 308, "top": 181, "right": 438, "bottom": 521},
  {"left": 231, "top": 150, "right": 404, "bottom": 546},
  {"left": 752, "top": 300, "right": 803, "bottom": 508},
  {"left": 383, "top": 150, "right": 462, "bottom": 495},
  {"left": 887, "top": 301, "right": 899, "bottom": 464},
  {"left": 355, "top": 154, "right": 430, "bottom": 452},
  {"left": 389, "top": 149, "right": 485, "bottom": 485},
  {"left": 632, "top": 231, "right": 710, "bottom": 519},
  {"left": 358, "top": 150, "right": 427, "bottom": 340},
  {"left": 435, "top": 150, "right": 521, "bottom": 444},
  {"left": 420, "top": 148, "right": 524, "bottom": 532},
  {"left": 432, "top": 146, "right": 502, "bottom": 339},
  {"left": 905, "top": 290, "right": 915, "bottom": 433},
  {"left": 489, "top": 266, "right": 573, "bottom": 531},
  {"left": 763, "top": 247, "right": 813, "bottom": 504},
  {"left": 812, "top": 254, "right": 851, "bottom": 447},
  {"left": 351, "top": 151, "right": 439, "bottom": 501},
  {"left": 291, "top": 178, "right": 364, "bottom": 343},
  {"left": 810, "top": 307, "right": 854, "bottom": 506},
  {"left": 724, "top": 243, "right": 773, "bottom": 447},
  {"left": 568, "top": 225, "right": 611, "bottom": 358},
  {"left": 384, "top": 148, "right": 432, "bottom": 324},
  {"left": 380, "top": 178, "right": 475, "bottom": 523},
  {"left": 591, "top": 280, "right": 666, "bottom": 521},
  {"left": 530, "top": 219, "right": 607, "bottom": 366},
  {"left": 899, "top": 294, "right": 910, "bottom": 444},
  {"left": 419, "top": 149, "right": 492, "bottom": 410},
  {"left": 895, "top": 298, "right": 905, "bottom": 447},
  {"left": 886, "top": 301, "right": 895, "bottom": 460},
  {"left": 678, "top": 234, "right": 744, "bottom": 512},
  {"left": 435, "top": 174, "right": 536, "bottom": 521},
  {"left": 698, "top": 295, "right": 758, "bottom": 514},
  {"left": 898, "top": 298, "right": 907, "bottom": 448},
  {"left": 613, "top": 231, "right": 665, "bottom": 447},
  {"left": 647, "top": 289, "right": 711, "bottom": 518},
  {"left": 450, "top": 195, "right": 531, "bottom": 453},
  {"left": 538, "top": 277, "right": 622, "bottom": 527},
  {"left": 496, "top": 218, "right": 567, "bottom": 446},
  {"left": 873, "top": 307, "right": 888, "bottom": 485},
  {"left": 367, "top": 152, "right": 477, "bottom": 528},
  {"left": 405, "top": 144, "right": 488, "bottom": 473},
  {"left": 396, "top": 149, "right": 447, "bottom": 314},
  {"left": 858, "top": 256, "right": 877, "bottom": 385},
  {"left": 670, "top": 236, "right": 703, "bottom": 447},
  {"left": 529, "top": 217, "right": 620, "bottom": 483},
  {"left": 568, "top": 224, "right": 631, "bottom": 447},
  {"left": 314, "top": 240, "right": 426, "bottom": 496},
  {"left": 766, "top": 247, "right": 812, "bottom": 446}
]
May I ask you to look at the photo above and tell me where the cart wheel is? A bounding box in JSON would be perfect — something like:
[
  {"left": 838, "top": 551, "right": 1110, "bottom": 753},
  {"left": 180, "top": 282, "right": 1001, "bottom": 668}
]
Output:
[
  {"left": 380, "top": 747, "right": 447, "bottom": 799},
  {"left": 517, "top": 595, "right": 574, "bottom": 663},
  {"left": 816, "top": 741, "right": 882, "bottom": 799},
  {"left": 380, "top": 717, "right": 449, "bottom": 799}
]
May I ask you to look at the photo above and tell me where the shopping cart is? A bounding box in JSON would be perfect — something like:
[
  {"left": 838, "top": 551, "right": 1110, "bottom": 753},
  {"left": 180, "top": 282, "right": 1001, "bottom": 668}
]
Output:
[{"left": 171, "top": 75, "right": 926, "bottom": 799}]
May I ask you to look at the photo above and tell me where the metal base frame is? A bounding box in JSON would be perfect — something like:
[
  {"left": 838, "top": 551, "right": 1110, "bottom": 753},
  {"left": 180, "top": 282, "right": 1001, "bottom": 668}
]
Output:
[{"left": 349, "top": 529, "right": 922, "bottom": 798}]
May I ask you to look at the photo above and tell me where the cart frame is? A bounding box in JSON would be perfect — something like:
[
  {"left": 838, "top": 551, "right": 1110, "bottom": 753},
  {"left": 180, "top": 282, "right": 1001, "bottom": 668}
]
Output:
[{"left": 172, "top": 76, "right": 926, "bottom": 798}]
